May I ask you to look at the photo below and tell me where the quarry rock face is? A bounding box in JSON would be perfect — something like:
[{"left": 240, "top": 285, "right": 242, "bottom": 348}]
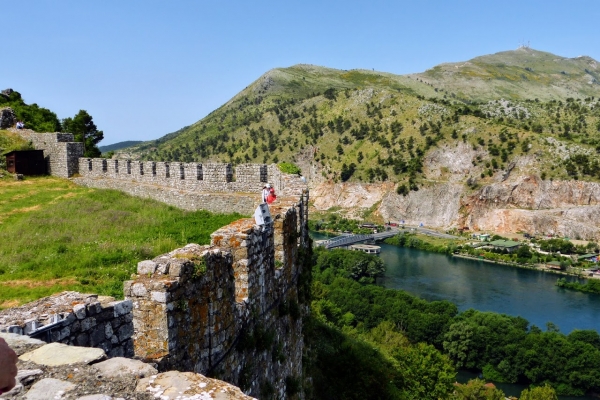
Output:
[
  {"left": 460, "top": 176, "right": 600, "bottom": 238},
  {"left": 313, "top": 176, "right": 600, "bottom": 240}
]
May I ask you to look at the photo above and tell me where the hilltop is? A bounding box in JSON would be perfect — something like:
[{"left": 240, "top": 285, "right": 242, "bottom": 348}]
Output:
[{"left": 414, "top": 47, "right": 600, "bottom": 101}]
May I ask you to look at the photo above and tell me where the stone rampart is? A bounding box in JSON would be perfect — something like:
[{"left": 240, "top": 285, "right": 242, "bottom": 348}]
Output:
[
  {"left": 13, "top": 130, "right": 84, "bottom": 177},
  {"left": 126, "top": 190, "right": 310, "bottom": 398},
  {"left": 74, "top": 157, "right": 307, "bottom": 215},
  {"left": 77, "top": 158, "right": 277, "bottom": 193},
  {"left": 72, "top": 177, "right": 258, "bottom": 214},
  {"left": 0, "top": 291, "right": 134, "bottom": 358}
]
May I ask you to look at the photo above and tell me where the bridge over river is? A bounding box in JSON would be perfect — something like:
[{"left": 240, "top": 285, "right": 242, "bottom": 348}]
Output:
[{"left": 315, "top": 227, "right": 457, "bottom": 249}]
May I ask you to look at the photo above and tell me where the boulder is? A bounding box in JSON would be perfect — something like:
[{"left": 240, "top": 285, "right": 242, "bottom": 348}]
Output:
[
  {"left": 136, "top": 371, "right": 256, "bottom": 400},
  {"left": 0, "top": 107, "right": 15, "bottom": 129},
  {"left": 93, "top": 357, "right": 157, "bottom": 379},
  {"left": 19, "top": 342, "right": 106, "bottom": 366}
]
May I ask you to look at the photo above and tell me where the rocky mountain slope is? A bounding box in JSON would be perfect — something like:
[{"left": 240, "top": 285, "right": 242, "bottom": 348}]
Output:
[{"left": 120, "top": 48, "right": 600, "bottom": 240}]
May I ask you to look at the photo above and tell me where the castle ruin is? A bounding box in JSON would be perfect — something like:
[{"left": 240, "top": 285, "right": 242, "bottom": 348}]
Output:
[{"left": 1, "top": 131, "right": 310, "bottom": 398}]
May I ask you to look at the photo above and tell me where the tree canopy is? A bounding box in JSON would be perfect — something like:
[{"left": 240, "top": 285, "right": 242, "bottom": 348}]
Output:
[{"left": 62, "top": 110, "right": 104, "bottom": 157}]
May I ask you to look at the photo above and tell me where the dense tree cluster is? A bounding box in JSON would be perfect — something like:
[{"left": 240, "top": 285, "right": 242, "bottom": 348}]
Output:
[
  {"left": 0, "top": 90, "right": 105, "bottom": 156},
  {"left": 309, "top": 246, "right": 600, "bottom": 397}
]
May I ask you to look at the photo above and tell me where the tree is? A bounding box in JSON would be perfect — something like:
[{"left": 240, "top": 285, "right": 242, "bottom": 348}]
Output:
[
  {"left": 323, "top": 88, "right": 337, "bottom": 100},
  {"left": 520, "top": 384, "right": 558, "bottom": 400},
  {"left": 62, "top": 110, "right": 104, "bottom": 157},
  {"left": 452, "top": 379, "right": 505, "bottom": 400}
]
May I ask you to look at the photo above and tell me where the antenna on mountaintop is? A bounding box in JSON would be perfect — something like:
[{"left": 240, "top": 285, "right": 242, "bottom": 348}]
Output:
[{"left": 518, "top": 40, "right": 530, "bottom": 50}]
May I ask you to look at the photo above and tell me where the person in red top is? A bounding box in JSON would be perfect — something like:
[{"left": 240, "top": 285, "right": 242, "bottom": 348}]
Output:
[{"left": 266, "top": 185, "right": 276, "bottom": 204}]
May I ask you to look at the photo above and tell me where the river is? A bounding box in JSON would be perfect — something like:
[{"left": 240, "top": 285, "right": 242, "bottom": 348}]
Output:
[
  {"left": 377, "top": 242, "right": 600, "bottom": 334},
  {"left": 311, "top": 232, "right": 600, "bottom": 398}
]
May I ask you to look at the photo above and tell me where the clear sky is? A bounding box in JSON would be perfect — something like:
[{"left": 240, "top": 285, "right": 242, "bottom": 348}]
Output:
[{"left": 3, "top": 1, "right": 599, "bottom": 146}]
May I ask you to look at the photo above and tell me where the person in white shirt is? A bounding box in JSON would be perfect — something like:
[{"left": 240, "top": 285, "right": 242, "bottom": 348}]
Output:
[{"left": 262, "top": 184, "right": 270, "bottom": 203}]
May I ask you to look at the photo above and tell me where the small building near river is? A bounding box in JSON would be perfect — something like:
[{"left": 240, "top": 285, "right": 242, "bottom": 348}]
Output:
[{"left": 489, "top": 239, "right": 521, "bottom": 253}]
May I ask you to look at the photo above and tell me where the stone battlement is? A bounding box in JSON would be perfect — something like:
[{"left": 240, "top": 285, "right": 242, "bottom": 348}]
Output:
[
  {"left": 126, "top": 190, "right": 310, "bottom": 397},
  {"left": 13, "top": 131, "right": 308, "bottom": 215},
  {"left": 78, "top": 158, "right": 273, "bottom": 193}
]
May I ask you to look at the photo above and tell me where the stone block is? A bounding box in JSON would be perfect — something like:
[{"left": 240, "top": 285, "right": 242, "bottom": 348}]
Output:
[
  {"left": 24, "top": 378, "right": 76, "bottom": 400},
  {"left": 117, "top": 323, "right": 134, "bottom": 342},
  {"left": 131, "top": 283, "right": 148, "bottom": 297},
  {"left": 8, "top": 325, "right": 24, "bottom": 335},
  {"left": 63, "top": 312, "right": 77, "bottom": 325},
  {"left": 111, "top": 300, "right": 133, "bottom": 317},
  {"left": 151, "top": 291, "right": 168, "bottom": 303},
  {"left": 19, "top": 342, "right": 105, "bottom": 366},
  {"left": 95, "top": 309, "right": 115, "bottom": 323},
  {"left": 86, "top": 301, "right": 102, "bottom": 315},
  {"left": 81, "top": 317, "right": 97, "bottom": 332},
  {"left": 156, "top": 261, "right": 170, "bottom": 274},
  {"left": 90, "top": 326, "right": 107, "bottom": 347},
  {"left": 123, "top": 280, "right": 133, "bottom": 296},
  {"left": 104, "top": 323, "right": 113, "bottom": 339},
  {"left": 107, "top": 346, "right": 125, "bottom": 358},
  {"left": 51, "top": 326, "right": 70, "bottom": 342},
  {"left": 124, "top": 338, "right": 135, "bottom": 357}
]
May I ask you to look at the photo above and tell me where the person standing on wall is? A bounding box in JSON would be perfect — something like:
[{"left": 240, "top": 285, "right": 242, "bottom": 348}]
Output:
[{"left": 262, "top": 184, "right": 270, "bottom": 204}]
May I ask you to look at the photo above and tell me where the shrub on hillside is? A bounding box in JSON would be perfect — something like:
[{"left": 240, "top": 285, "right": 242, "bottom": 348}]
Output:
[{"left": 278, "top": 162, "right": 301, "bottom": 175}]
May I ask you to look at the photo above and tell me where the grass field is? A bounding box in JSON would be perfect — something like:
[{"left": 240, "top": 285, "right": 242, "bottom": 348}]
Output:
[{"left": 0, "top": 176, "right": 244, "bottom": 308}]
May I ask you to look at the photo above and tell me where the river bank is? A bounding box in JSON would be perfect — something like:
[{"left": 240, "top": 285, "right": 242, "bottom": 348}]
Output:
[{"left": 451, "top": 253, "right": 585, "bottom": 279}]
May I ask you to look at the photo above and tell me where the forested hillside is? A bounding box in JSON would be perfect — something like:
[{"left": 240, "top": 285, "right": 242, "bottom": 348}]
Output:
[{"left": 127, "top": 49, "right": 600, "bottom": 193}]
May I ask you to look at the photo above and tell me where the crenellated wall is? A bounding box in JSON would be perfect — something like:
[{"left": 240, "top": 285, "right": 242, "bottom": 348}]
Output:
[
  {"left": 77, "top": 158, "right": 272, "bottom": 192},
  {"left": 125, "top": 190, "right": 310, "bottom": 398},
  {"left": 73, "top": 158, "right": 302, "bottom": 214}
]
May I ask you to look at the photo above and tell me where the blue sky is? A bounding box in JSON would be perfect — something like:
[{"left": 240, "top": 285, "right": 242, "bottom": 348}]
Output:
[{"left": 3, "top": 1, "right": 600, "bottom": 145}]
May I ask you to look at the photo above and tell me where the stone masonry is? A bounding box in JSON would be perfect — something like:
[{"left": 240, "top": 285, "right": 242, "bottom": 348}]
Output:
[
  {"left": 73, "top": 159, "right": 292, "bottom": 214},
  {"left": 0, "top": 291, "right": 134, "bottom": 358},
  {"left": 13, "top": 130, "right": 83, "bottom": 177},
  {"left": 125, "top": 190, "right": 310, "bottom": 398},
  {"left": 12, "top": 131, "right": 305, "bottom": 216}
]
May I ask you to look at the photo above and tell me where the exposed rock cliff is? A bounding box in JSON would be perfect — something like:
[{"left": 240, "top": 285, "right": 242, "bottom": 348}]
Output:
[{"left": 311, "top": 142, "right": 600, "bottom": 240}]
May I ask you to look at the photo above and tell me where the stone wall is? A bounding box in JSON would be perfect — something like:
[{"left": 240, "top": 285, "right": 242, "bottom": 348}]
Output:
[
  {"left": 13, "top": 130, "right": 84, "bottom": 177},
  {"left": 125, "top": 190, "right": 310, "bottom": 398},
  {"left": 74, "top": 157, "right": 306, "bottom": 215},
  {"left": 77, "top": 158, "right": 278, "bottom": 193},
  {"left": 72, "top": 177, "right": 259, "bottom": 214},
  {"left": 0, "top": 292, "right": 134, "bottom": 358}
]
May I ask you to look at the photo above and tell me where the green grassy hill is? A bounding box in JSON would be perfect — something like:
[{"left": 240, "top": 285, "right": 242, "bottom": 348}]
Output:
[
  {"left": 416, "top": 47, "right": 600, "bottom": 101},
  {"left": 125, "top": 49, "right": 600, "bottom": 189},
  {"left": 0, "top": 176, "right": 242, "bottom": 307}
]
